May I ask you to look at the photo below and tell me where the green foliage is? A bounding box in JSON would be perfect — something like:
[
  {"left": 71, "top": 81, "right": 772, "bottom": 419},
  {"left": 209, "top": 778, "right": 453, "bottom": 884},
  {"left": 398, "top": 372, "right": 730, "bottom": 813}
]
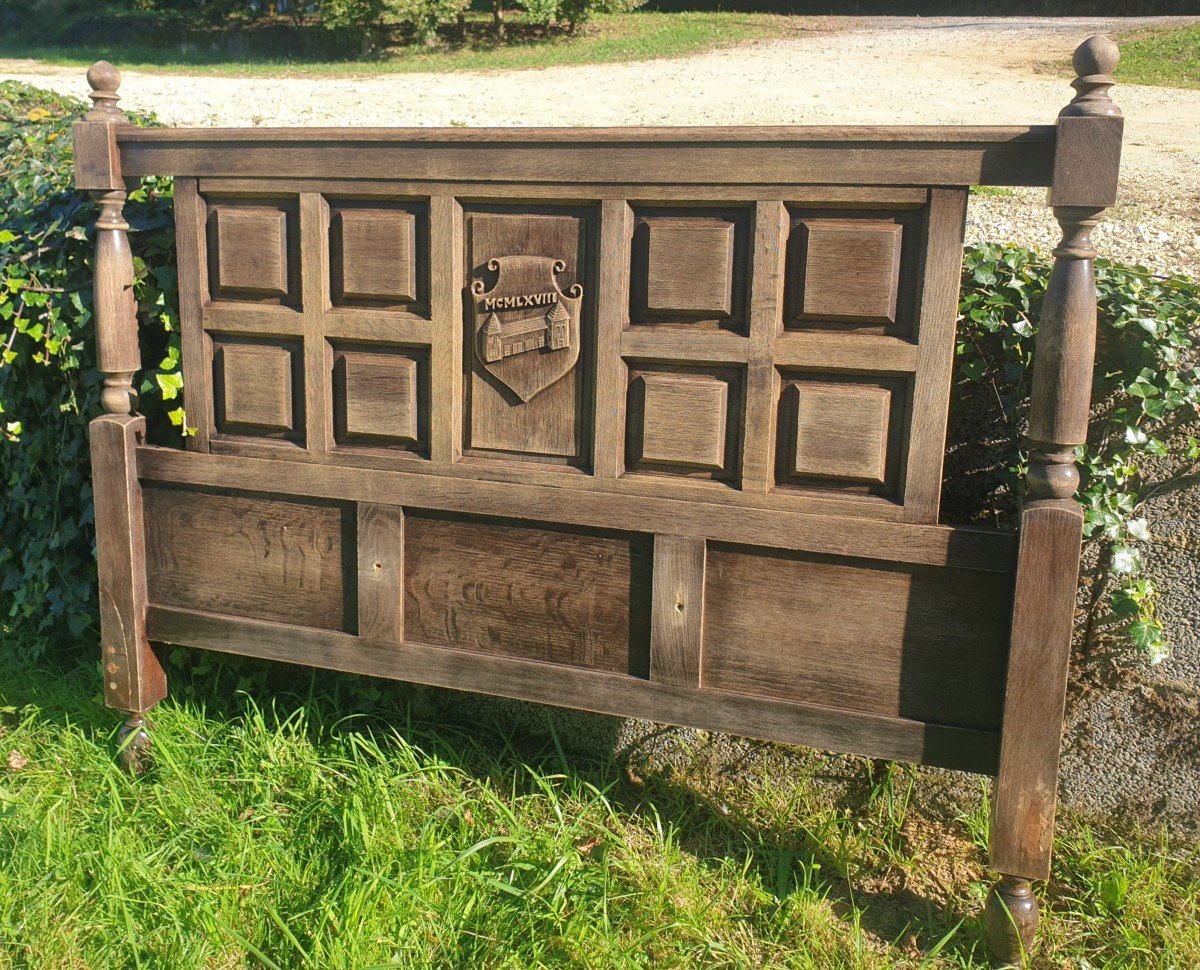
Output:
[
  {"left": 2, "top": 82, "right": 1198, "bottom": 671},
  {"left": 318, "top": 0, "right": 388, "bottom": 35},
  {"left": 0, "top": 83, "right": 182, "bottom": 659},
  {"left": 390, "top": 0, "right": 470, "bottom": 44},
  {"left": 555, "top": 0, "right": 647, "bottom": 31},
  {"left": 956, "top": 243, "right": 1200, "bottom": 665}
]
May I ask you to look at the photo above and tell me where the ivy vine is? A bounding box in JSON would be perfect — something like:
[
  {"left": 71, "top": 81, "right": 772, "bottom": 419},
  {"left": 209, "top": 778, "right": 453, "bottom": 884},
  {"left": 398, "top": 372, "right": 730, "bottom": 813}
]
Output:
[{"left": 957, "top": 243, "right": 1200, "bottom": 665}]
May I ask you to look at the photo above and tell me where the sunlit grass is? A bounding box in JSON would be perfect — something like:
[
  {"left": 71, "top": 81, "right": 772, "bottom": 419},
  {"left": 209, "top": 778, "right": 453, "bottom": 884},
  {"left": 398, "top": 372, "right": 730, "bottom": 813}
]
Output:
[
  {"left": 1116, "top": 23, "right": 1200, "bottom": 91},
  {"left": 1, "top": 649, "right": 1197, "bottom": 967}
]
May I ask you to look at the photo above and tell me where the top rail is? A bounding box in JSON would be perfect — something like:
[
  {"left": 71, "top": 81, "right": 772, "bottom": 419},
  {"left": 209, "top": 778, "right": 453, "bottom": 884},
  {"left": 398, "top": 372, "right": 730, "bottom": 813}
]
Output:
[
  {"left": 116, "top": 124, "right": 1055, "bottom": 144},
  {"left": 113, "top": 125, "right": 1058, "bottom": 187}
]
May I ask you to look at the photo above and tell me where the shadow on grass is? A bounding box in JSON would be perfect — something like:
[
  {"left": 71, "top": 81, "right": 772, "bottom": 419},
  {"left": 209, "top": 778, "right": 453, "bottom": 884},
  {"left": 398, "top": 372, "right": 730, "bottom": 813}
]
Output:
[{"left": 1, "top": 648, "right": 986, "bottom": 962}]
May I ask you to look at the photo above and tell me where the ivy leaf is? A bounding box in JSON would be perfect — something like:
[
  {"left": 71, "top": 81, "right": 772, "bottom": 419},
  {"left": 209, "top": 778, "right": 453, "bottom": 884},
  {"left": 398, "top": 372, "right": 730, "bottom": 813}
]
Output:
[
  {"left": 1126, "top": 518, "right": 1151, "bottom": 542},
  {"left": 155, "top": 372, "right": 184, "bottom": 401},
  {"left": 1111, "top": 546, "right": 1141, "bottom": 576}
]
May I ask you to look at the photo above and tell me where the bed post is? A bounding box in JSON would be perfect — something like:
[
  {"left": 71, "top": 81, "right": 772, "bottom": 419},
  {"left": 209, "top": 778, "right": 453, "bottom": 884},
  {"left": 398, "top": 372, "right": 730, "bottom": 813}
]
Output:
[
  {"left": 74, "top": 62, "right": 167, "bottom": 772},
  {"left": 984, "top": 36, "right": 1122, "bottom": 965}
]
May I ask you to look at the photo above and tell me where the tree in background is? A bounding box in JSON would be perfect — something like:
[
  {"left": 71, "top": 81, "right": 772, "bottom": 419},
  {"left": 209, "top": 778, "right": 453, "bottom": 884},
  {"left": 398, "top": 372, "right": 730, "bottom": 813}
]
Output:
[
  {"left": 392, "top": 0, "right": 469, "bottom": 45},
  {"left": 513, "top": 0, "right": 646, "bottom": 34}
]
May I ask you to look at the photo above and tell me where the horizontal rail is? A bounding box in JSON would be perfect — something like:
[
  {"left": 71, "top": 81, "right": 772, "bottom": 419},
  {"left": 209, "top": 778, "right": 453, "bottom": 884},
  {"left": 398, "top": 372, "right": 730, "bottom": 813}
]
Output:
[
  {"left": 117, "top": 126, "right": 1056, "bottom": 187},
  {"left": 147, "top": 606, "right": 1001, "bottom": 775},
  {"left": 136, "top": 446, "right": 1018, "bottom": 572},
  {"left": 121, "top": 124, "right": 1056, "bottom": 144}
]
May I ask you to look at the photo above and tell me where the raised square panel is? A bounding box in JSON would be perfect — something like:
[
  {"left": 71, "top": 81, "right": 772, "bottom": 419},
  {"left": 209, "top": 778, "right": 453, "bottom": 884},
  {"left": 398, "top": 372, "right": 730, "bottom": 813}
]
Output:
[
  {"left": 627, "top": 368, "right": 741, "bottom": 479},
  {"left": 630, "top": 208, "right": 749, "bottom": 330},
  {"left": 645, "top": 220, "right": 734, "bottom": 316},
  {"left": 333, "top": 344, "right": 427, "bottom": 453},
  {"left": 798, "top": 220, "right": 902, "bottom": 324},
  {"left": 206, "top": 200, "right": 299, "bottom": 304},
  {"left": 791, "top": 383, "right": 891, "bottom": 483},
  {"left": 213, "top": 339, "right": 301, "bottom": 441},
  {"left": 342, "top": 353, "right": 418, "bottom": 442},
  {"left": 330, "top": 206, "right": 421, "bottom": 306}
]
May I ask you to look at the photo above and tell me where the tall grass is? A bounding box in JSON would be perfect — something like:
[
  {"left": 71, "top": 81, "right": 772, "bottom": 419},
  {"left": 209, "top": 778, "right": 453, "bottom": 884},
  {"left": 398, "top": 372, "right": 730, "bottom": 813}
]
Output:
[{"left": 1, "top": 649, "right": 1197, "bottom": 967}]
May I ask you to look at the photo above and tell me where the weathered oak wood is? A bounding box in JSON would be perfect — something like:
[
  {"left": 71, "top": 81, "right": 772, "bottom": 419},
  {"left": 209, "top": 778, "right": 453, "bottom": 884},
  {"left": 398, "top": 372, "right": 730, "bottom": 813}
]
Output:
[
  {"left": 117, "top": 128, "right": 1057, "bottom": 187},
  {"left": 990, "top": 503, "right": 1083, "bottom": 881},
  {"left": 77, "top": 42, "right": 1125, "bottom": 960},
  {"left": 146, "top": 606, "right": 1001, "bottom": 775},
  {"left": 356, "top": 503, "right": 405, "bottom": 644},
  {"left": 143, "top": 485, "right": 352, "bottom": 631},
  {"left": 902, "top": 187, "right": 970, "bottom": 523},
  {"left": 704, "top": 544, "right": 1013, "bottom": 731},
  {"left": 135, "top": 444, "right": 1017, "bottom": 571},
  {"left": 403, "top": 514, "right": 650, "bottom": 675},
  {"left": 650, "top": 535, "right": 706, "bottom": 688},
  {"left": 92, "top": 415, "right": 167, "bottom": 715}
]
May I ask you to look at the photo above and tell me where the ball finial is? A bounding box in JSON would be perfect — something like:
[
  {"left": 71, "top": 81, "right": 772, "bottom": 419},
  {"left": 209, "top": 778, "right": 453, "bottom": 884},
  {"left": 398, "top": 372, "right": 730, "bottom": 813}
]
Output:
[
  {"left": 86, "top": 60, "right": 121, "bottom": 95},
  {"left": 1073, "top": 35, "right": 1119, "bottom": 79},
  {"left": 84, "top": 60, "right": 125, "bottom": 122},
  {"left": 1061, "top": 35, "right": 1121, "bottom": 118}
]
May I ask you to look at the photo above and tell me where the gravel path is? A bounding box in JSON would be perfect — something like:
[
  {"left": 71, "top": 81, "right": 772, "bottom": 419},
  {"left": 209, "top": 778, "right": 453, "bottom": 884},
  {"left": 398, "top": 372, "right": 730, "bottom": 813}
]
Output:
[{"left": 4, "top": 16, "right": 1198, "bottom": 275}]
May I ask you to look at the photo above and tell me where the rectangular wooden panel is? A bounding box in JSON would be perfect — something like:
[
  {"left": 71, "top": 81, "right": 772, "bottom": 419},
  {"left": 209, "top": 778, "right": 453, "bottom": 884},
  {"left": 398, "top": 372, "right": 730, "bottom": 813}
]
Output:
[
  {"left": 630, "top": 207, "right": 750, "bottom": 332},
  {"left": 205, "top": 196, "right": 300, "bottom": 306},
  {"left": 143, "top": 485, "right": 353, "bottom": 631},
  {"left": 650, "top": 535, "right": 706, "bottom": 688},
  {"left": 331, "top": 343, "right": 429, "bottom": 455},
  {"left": 776, "top": 374, "right": 907, "bottom": 496},
  {"left": 703, "top": 544, "right": 1014, "bottom": 731},
  {"left": 784, "top": 207, "right": 923, "bottom": 337},
  {"left": 328, "top": 201, "right": 427, "bottom": 310},
  {"left": 211, "top": 336, "right": 305, "bottom": 443},
  {"left": 626, "top": 364, "right": 743, "bottom": 482},
  {"left": 403, "top": 513, "right": 651, "bottom": 675},
  {"left": 463, "top": 206, "right": 593, "bottom": 464}
]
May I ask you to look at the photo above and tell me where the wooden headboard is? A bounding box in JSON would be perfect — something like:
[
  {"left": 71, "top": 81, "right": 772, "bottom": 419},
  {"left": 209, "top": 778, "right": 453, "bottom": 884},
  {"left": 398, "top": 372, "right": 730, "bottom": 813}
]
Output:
[{"left": 75, "top": 37, "right": 1124, "bottom": 962}]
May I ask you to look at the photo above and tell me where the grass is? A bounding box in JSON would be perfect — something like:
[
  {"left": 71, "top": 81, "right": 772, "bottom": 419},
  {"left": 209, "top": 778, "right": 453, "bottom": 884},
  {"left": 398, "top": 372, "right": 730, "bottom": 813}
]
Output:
[
  {"left": 0, "top": 12, "right": 799, "bottom": 78},
  {"left": 1116, "top": 23, "right": 1200, "bottom": 90},
  {"left": 1, "top": 649, "right": 1197, "bottom": 968}
]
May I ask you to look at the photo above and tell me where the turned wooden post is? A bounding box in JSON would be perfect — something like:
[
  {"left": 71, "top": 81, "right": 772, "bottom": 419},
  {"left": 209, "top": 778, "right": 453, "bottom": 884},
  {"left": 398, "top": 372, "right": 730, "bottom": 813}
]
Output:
[
  {"left": 985, "top": 36, "right": 1123, "bottom": 966},
  {"left": 74, "top": 62, "right": 166, "bottom": 771}
]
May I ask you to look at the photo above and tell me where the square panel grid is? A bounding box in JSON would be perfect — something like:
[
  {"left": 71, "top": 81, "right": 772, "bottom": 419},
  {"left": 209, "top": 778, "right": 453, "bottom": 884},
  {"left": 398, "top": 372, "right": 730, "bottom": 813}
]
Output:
[
  {"left": 178, "top": 183, "right": 965, "bottom": 524},
  {"left": 604, "top": 191, "right": 967, "bottom": 522},
  {"left": 182, "top": 185, "right": 436, "bottom": 462}
]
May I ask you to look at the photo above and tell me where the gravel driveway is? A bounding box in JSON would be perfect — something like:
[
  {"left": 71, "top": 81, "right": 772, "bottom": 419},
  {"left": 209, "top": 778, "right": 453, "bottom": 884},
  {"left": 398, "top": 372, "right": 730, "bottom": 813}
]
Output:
[{"left": 4, "top": 16, "right": 1198, "bottom": 275}]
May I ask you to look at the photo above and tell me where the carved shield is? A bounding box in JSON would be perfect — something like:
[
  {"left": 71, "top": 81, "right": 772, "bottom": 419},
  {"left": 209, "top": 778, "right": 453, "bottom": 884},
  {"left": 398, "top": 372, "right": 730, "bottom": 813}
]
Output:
[{"left": 471, "top": 256, "right": 583, "bottom": 403}]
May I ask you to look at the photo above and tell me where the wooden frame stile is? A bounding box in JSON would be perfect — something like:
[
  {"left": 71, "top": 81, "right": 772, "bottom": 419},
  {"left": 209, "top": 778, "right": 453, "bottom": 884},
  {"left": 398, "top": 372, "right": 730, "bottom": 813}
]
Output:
[{"left": 72, "top": 38, "right": 1125, "bottom": 965}]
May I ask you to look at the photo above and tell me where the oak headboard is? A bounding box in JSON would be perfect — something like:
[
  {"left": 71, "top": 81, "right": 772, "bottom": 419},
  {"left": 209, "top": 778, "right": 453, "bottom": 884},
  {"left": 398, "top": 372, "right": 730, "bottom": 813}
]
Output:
[{"left": 75, "top": 37, "right": 1124, "bottom": 962}]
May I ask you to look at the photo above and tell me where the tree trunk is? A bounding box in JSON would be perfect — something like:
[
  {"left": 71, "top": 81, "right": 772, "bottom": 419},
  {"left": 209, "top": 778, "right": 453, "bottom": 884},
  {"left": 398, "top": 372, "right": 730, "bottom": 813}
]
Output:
[{"left": 492, "top": 1, "right": 505, "bottom": 39}]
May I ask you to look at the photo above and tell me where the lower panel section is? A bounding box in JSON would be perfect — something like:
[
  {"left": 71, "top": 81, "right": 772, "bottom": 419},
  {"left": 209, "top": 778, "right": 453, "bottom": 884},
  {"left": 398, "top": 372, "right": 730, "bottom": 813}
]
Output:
[
  {"left": 704, "top": 544, "right": 1013, "bottom": 731},
  {"left": 403, "top": 513, "right": 651, "bottom": 676},
  {"left": 147, "top": 606, "right": 1000, "bottom": 775},
  {"left": 143, "top": 485, "right": 355, "bottom": 632}
]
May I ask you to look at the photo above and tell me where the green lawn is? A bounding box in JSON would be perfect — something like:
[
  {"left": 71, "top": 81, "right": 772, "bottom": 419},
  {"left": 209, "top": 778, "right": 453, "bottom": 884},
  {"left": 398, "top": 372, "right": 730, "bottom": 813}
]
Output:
[
  {"left": 0, "top": 12, "right": 797, "bottom": 78},
  {"left": 1116, "top": 23, "right": 1200, "bottom": 90},
  {"left": 1, "top": 649, "right": 1196, "bottom": 968}
]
